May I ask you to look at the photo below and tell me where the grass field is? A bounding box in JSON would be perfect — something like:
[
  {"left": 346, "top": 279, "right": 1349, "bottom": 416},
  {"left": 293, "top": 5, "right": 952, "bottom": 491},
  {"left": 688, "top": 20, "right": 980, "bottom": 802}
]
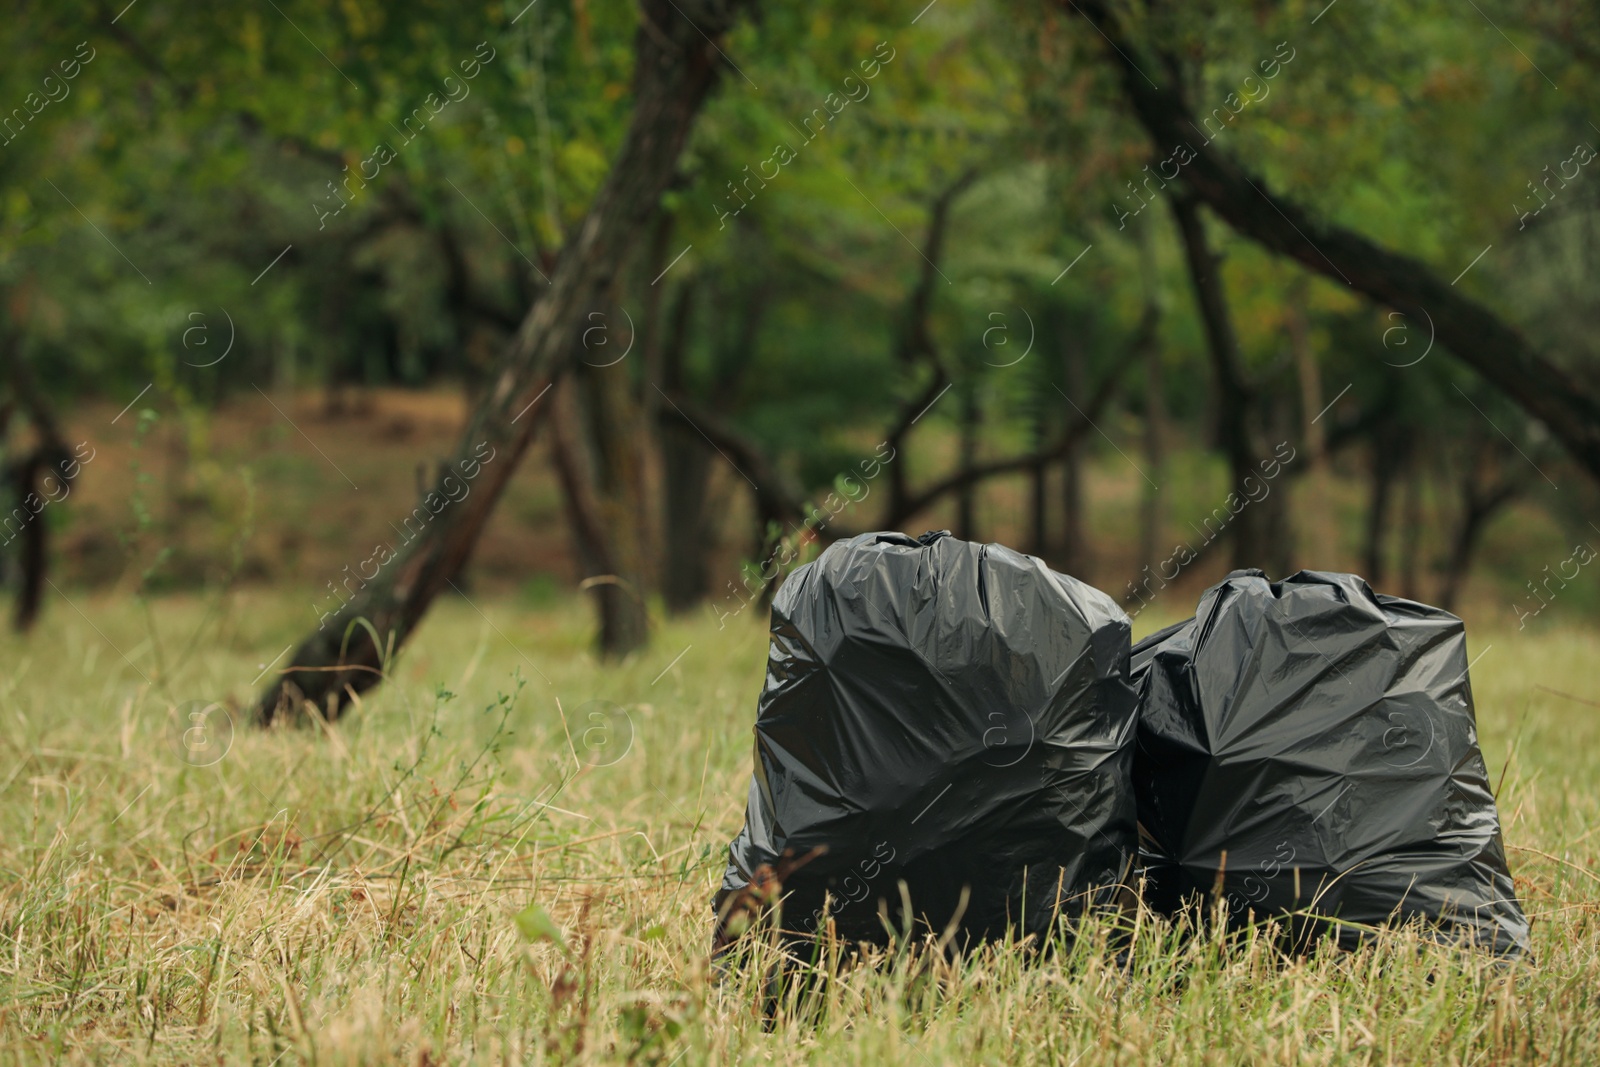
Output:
[{"left": 1, "top": 588, "right": 1597, "bottom": 1065}]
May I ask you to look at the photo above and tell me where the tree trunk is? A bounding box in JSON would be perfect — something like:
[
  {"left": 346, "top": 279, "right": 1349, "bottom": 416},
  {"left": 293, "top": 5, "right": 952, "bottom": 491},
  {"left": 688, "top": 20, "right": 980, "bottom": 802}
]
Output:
[
  {"left": 1398, "top": 460, "right": 1425, "bottom": 601},
  {"left": 885, "top": 371, "right": 947, "bottom": 525},
  {"left": 1288, "top": 286, "right": 1336, "bottom": 573},
  {"left": 1362, "top": 428, "right": 1408, "bottom": 587},
  {"left": 10, "top": 452, "right": 52, "bottom": 631},
  {"left": 882, "top": 346, "right": 1133, "bottom": 533},
  {"left": 551, "top": 379, "right": 608, "bottom": 576},
  {"left": 883, "top": 171, "right": 978, "bottom": 526},
  {"left": 1059, "top": 324, "right": 1090, "bottom": 578},
  {"left": 657, "top": 284, "right": 714, "bottom": 613},
  {"left": 1026, "top": 312, "right": 1053, "bottom": 556},
  {"left": 1437, "top": 444, "right": 1521, "bottom": 613},
  {"left": 578, "top": 358, "right": 651, "bottom": 657},
  {"left": 1258, "top": 431, "right": 1295, "bottom": 579},
  {"left": 258, "top": 0, "right": 752, "bottom": 722},
  {"left": 1436, "top": 515, "right": 1484, "bottom": 615},
  {"left": 1437, "top": 490, "right": 1512, "bottom": 614},
  {"left": 635, "top": 211, "right": 676, "bottom": 594},
  {"left": 661, "top": 429, "right": 713, "bottom": 612},
  {"left": 1, "top": 337, "right": 71, "bottom": 632},
  {"left": 1027, "top": 425, "right": 1049, "bottom": 555},
  {"left": 1132, "top": 225, "right": 1167, "bottom": 582},
  {"left": 552, "top": 376, "right": 649, "bottom": 657},
  {"left": 1070, "top": 0, "right": 1600, "bottom": 483},
  {"left": 1169, "top": 193, "right": 1277, "bottom": 573},
  {"left": 955, "top": 376, "right": 980, "bottom": 541},
  {"left": 1138, "top": 328, "right": 1167, "bottom": 580}
]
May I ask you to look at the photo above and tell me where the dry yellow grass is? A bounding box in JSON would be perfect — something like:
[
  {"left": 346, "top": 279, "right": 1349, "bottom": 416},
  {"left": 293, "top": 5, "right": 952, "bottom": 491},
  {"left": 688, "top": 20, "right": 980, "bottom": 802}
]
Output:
[{"left": 0, "top": 588, "right": 1595, "bottom": 1064}]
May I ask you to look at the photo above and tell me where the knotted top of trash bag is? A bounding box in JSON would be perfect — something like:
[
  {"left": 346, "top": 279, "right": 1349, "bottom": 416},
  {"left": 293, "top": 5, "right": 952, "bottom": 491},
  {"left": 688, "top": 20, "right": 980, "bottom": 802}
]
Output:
[
  {"left": 717, "top": 531, "right": 1138, "bottom": 947},
  {"left": 1133, "top": 569, "right": 1529, "bottom": 956}
]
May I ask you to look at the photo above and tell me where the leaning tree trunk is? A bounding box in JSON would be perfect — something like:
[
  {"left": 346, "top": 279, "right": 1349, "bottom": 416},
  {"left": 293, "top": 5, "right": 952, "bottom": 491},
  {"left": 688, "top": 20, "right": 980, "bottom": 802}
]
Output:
[
  {"left": 1068, "top": 0, "right": 1600, "bottom": 482},
  {"left": 258, "top": 0, "right": 753, "bottom": 723}
]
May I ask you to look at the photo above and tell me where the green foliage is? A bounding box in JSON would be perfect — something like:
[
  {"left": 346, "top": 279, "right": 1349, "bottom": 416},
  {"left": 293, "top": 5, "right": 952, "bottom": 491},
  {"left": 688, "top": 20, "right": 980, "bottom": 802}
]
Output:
[{"left": 2, "top": 0, "right": 1597, "bottom": 611}]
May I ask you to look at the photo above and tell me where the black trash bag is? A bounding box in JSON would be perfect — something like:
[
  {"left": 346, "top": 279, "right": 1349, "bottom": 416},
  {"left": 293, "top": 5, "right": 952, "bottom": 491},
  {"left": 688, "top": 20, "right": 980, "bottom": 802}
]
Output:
[
  {"left": 1131, "top": 569, "right": 1530, "bottom": 955},
  {"left": 714, "top": 531, "right": 1139, "bottom": 950}
]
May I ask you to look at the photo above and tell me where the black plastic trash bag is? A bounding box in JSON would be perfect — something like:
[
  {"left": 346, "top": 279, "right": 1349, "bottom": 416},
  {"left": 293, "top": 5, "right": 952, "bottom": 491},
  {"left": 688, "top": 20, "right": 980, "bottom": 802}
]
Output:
[
  {"left": 714, "top": 531, "right": 1139, "bottom": 950},
  {"left": 1131, "top": 569, "right": 1529, "bottom": 955}
]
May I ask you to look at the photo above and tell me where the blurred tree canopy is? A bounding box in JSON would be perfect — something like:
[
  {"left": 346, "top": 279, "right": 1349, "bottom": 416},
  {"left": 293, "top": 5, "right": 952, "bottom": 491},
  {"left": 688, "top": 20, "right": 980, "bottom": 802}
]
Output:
[{"left": 1, "top": 0, "right": 1597, "bottom": 692}]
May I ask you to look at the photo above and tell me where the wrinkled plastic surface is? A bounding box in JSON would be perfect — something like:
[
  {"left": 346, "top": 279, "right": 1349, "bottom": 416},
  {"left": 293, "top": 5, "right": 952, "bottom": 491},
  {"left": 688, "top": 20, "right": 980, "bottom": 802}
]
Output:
[
  {"left": 716, "top": 531, "right": 1138, "bottom": 946},
  {"left": 1131, "top": 569, "right": 1529, "bottom": 955}
]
